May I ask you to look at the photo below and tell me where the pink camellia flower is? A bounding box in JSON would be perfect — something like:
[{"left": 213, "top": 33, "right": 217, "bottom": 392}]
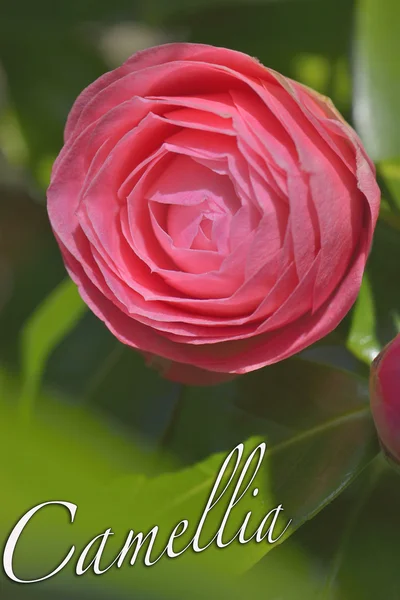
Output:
[
  {"left": 47, "top": 43, "right": 380, "bottom": 385},
  {"left": 370, "top": 335, "right": 400, "bottom": 465}
]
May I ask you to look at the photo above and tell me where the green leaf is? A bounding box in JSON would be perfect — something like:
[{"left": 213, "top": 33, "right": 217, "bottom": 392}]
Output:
[
  {"left": 0, "top": 368, "right": 321, "bottom": 599},
  {"left": 0, "top": 368, "right": 234, "bottom": 599},
  {"left": 270, "top": 453, "right": 400, "bottom": 600},
  {"left": 167, "top": 358, "right": 376, "bottom": 459},
  {"left": 379, "top": 158, "right": 400, "bottom": 213},
  {"left": 346, "top": 220, "right": 400, "bottom": 365},
  {"left": 157, "top": 359, "right": 379, "bottom": 570},
  {"left": 0, "top": 357, "right": 379, "bottom": 595},
  {"left": 332, "top": 458, "right": 400, "bottom": 600},
  {"left": 30, "top": 317, "right": 379, "bottom": 578},
  {"left": 248, "top": 529, "right": 327, "bottom": 599},
  {"left": 40, "top": 316, "right": 379, "bottom": 567},
  {"left": 347, "top": 275, "right": 381, "bottom": 365},
  {"left": 353, "top": 0, "right": 400, "bottom": 160},
  {"left": 44, "top": 311, "right": 182, "bottom": 447},
  {"left": 19, "top": 278, "right": 86, "bottom": 421}
]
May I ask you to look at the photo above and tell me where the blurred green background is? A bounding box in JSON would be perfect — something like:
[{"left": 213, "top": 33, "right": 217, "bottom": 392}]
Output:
[{"left": 0, "top": 0, "right": 400, "bottom": 598}]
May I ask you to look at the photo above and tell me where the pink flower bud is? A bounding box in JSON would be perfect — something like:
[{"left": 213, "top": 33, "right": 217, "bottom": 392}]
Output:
[{"left": 370, "top": 334, "right": 400, "bottom": 466}]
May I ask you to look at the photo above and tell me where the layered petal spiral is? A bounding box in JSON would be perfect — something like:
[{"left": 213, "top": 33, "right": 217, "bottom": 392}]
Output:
[{"left": 47, "top": 43, "right": 380, "bottom": 384}]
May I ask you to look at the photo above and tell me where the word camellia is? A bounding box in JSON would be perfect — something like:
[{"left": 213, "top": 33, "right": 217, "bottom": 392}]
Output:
[{"left": 47, "top": 43, "right": 380, "bottom": 385}]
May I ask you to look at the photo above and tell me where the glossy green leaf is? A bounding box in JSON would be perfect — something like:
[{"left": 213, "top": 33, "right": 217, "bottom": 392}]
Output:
[
  {"left": 45, "top": 322, "right": 379, "bottom": 527},
  {"left": 347, "top": 275, "right": 381, "bottom": 365},
  {"left": 354, "top": 0, "right": 400, "bottom": 160},
  {"left": 19, "top": 278, "right": 86, "bottom": 421},
  {"left": 347, "top": 221, "right": 400, "bottom": 365},
  {"left": 0, "top": 356, "right": 379, "bottom": 594},
  {"left": 266, "top": 453, "right": 400, "bottom": 600},
  {"left": 44, "top": 311, "right": 182, "bottom": 447},
  {"left": 325, "top": 457, "right": 400, "bottom": 600},
  {"left": 248, "top": 529, "right": 326, "bottom": 599},
  {"left": 41, "top": 313, "right": 380, "bottom": 565},
  {"left": 379, "top": 158, "right": 400, "bottom": 213},
  {"left": 0, "top": 366, "right": 338, "bottom": 600},
  {"left": 167, "top": 359, "right": 375, "bottom": 459},
  {"left": 0, "top": 368, "right": 239, "bottom": 599},
  {"left": 157, "top": 359, "right": 379, "bottom": 573}
]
